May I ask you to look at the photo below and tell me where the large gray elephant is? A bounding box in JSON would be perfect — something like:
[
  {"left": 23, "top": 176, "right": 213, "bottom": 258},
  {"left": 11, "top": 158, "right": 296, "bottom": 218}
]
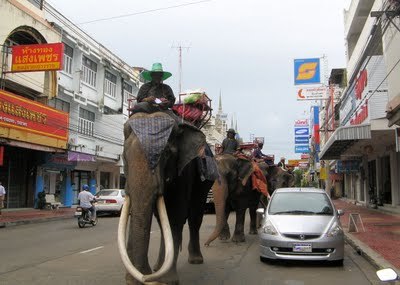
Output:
[
  {"left": 204, "top": 154, "right": 294, "bottom": 246},
  {"left": 119, "top": 111, "right": 216, "bottom": 285}
]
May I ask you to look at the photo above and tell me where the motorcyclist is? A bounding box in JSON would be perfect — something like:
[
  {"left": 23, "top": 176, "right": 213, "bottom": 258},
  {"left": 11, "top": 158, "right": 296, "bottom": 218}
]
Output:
[{"left": 77, "top": 184, "right": 96, "bottom": 222}]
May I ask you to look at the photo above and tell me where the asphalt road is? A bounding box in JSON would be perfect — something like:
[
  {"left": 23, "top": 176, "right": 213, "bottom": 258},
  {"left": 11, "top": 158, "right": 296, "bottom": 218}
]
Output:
[{"left": 0, "top": 213, "right": 381, "bottom": 285}]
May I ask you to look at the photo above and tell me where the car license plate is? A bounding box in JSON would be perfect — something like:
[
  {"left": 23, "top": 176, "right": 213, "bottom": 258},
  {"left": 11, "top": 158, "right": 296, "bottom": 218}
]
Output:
[
  {"left": 74, "top": 211, "right": 82, "bottom": 216},
  {"left": 293, "top": 243, "right": 312, "bottom": 253}
]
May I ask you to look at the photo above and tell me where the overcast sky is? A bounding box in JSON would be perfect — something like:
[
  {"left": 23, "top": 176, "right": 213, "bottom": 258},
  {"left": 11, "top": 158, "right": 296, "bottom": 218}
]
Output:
[{"left": 48, "top": 0, "right": 351, "bottom": 160}]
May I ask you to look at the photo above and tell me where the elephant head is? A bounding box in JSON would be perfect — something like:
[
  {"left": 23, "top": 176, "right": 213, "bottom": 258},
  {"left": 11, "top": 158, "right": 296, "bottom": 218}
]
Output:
[
  {"left": 119, "top": 111, "right": 210, "bottom": 284},
  {"left": 265, "top": 165, "right": 295, "bottom": 194}
]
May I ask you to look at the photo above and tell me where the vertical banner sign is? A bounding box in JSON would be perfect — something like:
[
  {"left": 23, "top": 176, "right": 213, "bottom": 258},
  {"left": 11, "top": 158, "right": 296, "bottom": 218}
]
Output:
[
  {"left": 313, "top": 106, "right": 320, "bottom": 152},
  {"left": 294, "top": 58, "right": 321, "bottom": 85},
  {"left": 11, "top": 43, "right": 64, "bottom": 72}
]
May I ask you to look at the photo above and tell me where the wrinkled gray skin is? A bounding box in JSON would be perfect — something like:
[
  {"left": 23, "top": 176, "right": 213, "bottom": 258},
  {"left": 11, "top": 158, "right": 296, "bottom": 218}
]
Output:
[
  {"left": 123, "top": 112, "right": 215, "bottom": 285},
  {"left": 205, "top": 154, "right": 294, "bottom": 246}
]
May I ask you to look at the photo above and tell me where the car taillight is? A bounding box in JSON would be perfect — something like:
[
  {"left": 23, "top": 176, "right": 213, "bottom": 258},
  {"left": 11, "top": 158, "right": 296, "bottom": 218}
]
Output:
[{"left": 106, "top": 199, "right": 117, "bottom": 204}]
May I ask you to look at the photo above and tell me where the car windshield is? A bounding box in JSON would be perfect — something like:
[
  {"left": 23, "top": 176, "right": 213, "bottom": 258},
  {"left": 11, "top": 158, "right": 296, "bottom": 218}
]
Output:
[
  {"left": 96, "top": 190, "right": 119, "bottom": 196},
  {"left": 268, "top": 192, "right": 334, "bottom": 216}
]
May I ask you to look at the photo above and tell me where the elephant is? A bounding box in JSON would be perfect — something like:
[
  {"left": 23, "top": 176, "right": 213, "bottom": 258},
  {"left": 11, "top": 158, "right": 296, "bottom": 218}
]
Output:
[
  {"left": 119, "top": 111, "right": 216, "bottom": 285},
  {"left": 204, "top": 154, "right": 294, "bottom": 246}
]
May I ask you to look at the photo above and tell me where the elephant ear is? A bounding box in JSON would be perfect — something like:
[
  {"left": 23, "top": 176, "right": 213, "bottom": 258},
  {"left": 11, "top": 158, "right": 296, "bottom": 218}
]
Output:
[
  {"left": 128, "top": 116, "right": 175, "bottom": 170},
  {"left": 237, "top": 158, "right": 254, "bottom": 186},
  {"left": 176, "top": 124, "right": 207, "bottom": 175}
]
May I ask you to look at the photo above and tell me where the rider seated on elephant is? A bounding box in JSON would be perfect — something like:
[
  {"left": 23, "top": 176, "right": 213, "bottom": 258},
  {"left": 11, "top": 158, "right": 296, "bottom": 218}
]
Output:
[
  {"left": 253, "top": 142, "right": 274, "bottom": 166},
  {"left": 136, "top": 63, "right": 176, "bottom": 109},
  {"left": 220, "top": 129, "right": 239, "bottom": 154}
]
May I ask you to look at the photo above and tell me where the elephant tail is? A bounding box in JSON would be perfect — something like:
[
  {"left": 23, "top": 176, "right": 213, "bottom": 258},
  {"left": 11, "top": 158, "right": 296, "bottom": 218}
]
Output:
[{"left": 204, "top": 179, "right": 228, "bottom": 246}]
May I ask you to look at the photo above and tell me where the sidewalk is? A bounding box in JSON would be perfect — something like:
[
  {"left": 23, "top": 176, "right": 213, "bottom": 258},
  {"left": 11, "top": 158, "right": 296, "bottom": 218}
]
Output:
[
  {"left": 0, "top": 207, "right": 75, "bottom": 228},
  {"left": 333, "top": 199, "right": 400, "bottom": 271}
]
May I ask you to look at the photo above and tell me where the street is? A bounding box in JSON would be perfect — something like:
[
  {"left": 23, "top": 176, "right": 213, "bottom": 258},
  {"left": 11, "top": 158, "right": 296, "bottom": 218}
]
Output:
[{"left": 0, "top": 213, "right": 380, "bottom": 285}]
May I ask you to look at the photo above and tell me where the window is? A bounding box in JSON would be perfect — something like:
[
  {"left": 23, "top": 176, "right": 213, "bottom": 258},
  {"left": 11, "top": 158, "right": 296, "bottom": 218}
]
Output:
[
  {"left": 48, "top": 98, "right": 70, "bottom": 113},
  {"left": 81, "top": 56, "right": 97, "bottom": 87},
  {"left": 63, "top": 43, "right": 73, "bottom": 75},
  {"left": 123, "top": 82, "right": 134, "bottom": 105},
  {"left": 104, "top": 70, "right": 117, "bottom": 98},
  {"left": 78, "top": 108, "right": 95, "bottom": 136}
]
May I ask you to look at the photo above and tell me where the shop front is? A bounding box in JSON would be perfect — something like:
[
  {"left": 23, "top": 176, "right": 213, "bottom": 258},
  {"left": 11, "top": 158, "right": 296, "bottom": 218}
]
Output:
[{"left": 0, "top": 90, "right": 69, "bottom": 208}]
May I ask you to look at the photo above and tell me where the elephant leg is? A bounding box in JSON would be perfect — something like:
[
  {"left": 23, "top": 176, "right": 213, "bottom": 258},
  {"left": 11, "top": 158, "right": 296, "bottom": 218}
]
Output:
[
  {"left": 231, "top": 208, "right": 246, "bottom": 243},
  {"left": 219, "top": 205, "right": 231, "bottom": 240},
  {"left": 249, "top": 206, "right": 258, "bottom": 234},
  {"left": 187, "top": 181, "right": 210, "bottom": 264},
  {"left": 125, "top": 196, "right": 154, "bottom": 285}
]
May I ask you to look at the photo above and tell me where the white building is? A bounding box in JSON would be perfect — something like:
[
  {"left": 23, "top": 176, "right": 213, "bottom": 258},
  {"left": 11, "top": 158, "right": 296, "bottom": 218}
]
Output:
[
  {"left": 0, "top": 0, "right": 141, "bottom": 208},
  {"left": 319, "top": 0, "right": 400, "bottom": 210}
]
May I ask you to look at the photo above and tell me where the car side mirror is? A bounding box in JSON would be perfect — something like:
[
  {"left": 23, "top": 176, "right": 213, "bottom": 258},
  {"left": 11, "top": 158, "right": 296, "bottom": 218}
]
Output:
[
  {"left": 376, "top": 268, "right": 399, "bottom": 281},
  {"left": 337, "top": 209, "right": 344, "bottom": 216}
]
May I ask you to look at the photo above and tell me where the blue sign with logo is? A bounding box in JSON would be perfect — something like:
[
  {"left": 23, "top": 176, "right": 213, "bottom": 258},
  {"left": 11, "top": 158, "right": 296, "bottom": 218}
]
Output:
[
  {"left": 295, "top": 136, "right": 309, "bottom": 144},
  {"left": 295, "top": 145, "right": 310, "bottom": 153},
  {"left": 294, "top": 127, "right": 309, "bottom": 136},
  {"left": 294, "top": 58, "right": 321, "bottom": 85}
]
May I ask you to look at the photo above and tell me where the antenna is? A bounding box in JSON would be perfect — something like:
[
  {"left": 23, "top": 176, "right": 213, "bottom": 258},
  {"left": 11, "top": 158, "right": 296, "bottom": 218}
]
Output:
[{"left": 172, "top": 44, "right": 190, "bottom": 94}]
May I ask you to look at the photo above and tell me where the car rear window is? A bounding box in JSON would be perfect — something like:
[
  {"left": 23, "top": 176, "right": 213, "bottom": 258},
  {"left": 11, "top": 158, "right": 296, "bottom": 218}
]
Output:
[
  {"left": 97, "top": 190, "right": 119, "bottom": 196},
  {"left": 268, "top": 192, "right": 334, "bottom": 215}
]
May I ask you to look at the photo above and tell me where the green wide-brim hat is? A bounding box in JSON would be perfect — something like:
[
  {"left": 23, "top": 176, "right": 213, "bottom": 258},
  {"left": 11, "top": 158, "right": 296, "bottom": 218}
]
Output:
[{"left": 141, "top": 63, "right": 172, "bottom": 81}]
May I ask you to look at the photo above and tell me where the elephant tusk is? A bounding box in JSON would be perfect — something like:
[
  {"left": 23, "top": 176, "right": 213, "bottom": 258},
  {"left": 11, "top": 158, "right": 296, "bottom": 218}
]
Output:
[
  {"left": 118, "top": 196, "right": 174, "bottom": 284},
  {"left": 142, "top": 196, "right": 174, "bottom": 282}
]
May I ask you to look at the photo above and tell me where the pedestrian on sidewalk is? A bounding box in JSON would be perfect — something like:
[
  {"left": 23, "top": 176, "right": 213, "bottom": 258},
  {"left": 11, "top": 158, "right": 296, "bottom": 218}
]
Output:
[{"left": 0, "top": 181, "right": 6, "bottom": 215}]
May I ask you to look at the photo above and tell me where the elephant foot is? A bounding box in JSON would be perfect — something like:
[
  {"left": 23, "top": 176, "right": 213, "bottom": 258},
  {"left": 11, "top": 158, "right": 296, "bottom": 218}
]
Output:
[
  {"left": 249, "top": 228, "right": 258, "bottom": 235},
  {"left": 188, "top": 253, "right": 204, "bottom": 264},
  {"left": 231, "top": 232, "right": 246, "bottom": 243},
  {"left": 218, "top": 228, "right": 231, "bottom": 241},
  {"left": 158, "top": 270, "right": 180, "bottom": 285}
]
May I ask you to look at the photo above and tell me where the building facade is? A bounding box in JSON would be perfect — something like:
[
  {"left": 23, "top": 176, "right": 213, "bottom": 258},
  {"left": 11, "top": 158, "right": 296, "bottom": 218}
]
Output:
[
  {"left": 320, "top": 0, "right": 400, "bottom": 210},
  {"left": 0, "top": 0, "right": 140, "bottom": 208}
]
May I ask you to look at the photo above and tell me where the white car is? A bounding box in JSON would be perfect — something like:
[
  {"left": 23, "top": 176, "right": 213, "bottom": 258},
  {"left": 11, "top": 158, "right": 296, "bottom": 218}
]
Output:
[
  {"left": 95, "top": 189, "right": 125, "bottom": 215},
  {"left": 258, "top": 188, "right": 345, "bottom": 265}
]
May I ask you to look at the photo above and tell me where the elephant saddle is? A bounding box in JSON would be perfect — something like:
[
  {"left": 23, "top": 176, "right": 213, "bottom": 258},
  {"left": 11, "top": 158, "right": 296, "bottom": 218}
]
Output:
[{"left": 251, "top": 162, "right": 270, "bottom": 198}]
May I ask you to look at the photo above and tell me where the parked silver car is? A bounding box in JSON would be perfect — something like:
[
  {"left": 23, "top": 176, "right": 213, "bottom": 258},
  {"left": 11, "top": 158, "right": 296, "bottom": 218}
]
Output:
[
  {"left": 95, "top": 189, "right": 125, "bottom": 215},
  {"left": 258, "top": 188, "right": 344, "bottom": 265}
]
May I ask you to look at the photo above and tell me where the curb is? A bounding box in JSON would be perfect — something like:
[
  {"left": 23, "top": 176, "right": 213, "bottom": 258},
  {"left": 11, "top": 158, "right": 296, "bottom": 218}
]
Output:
[
  {"left": 344, "top": 232, "right": 397, "bottom": 271},
  {"left": 0, "top": 215, "right": 74, "bottom": 228}
]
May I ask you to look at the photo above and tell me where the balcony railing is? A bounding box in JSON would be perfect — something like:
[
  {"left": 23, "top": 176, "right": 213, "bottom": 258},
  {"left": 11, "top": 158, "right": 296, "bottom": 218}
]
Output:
[
  {"left": 104, "top": 79, "right": 117, "bottom": 98},
  {"left": 78, "top": 117, "right": 94, "bottom": 136},
  {"left": 82, "top": 65, "right": 97, "bottom": 87}
]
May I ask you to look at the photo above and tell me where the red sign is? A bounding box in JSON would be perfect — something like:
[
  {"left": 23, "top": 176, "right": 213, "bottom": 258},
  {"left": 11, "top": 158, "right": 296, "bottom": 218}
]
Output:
[
  {"left": 294, "top": 119, "right": 309, "bottom": 127},
  {"left": 11, "top": 43, "right": 64, "bottom": 72},
  {"left": 301, "top": 154, "right": 310, "bottom": 159},
  {"left": 0, "top": 90, "right": 69, "bottom": 141},
  {"left": 350, "top": 101, "right": 368, "bottom": 125},
  {"left": 355, "top": 70, "right": 367, "bottom": 100}
]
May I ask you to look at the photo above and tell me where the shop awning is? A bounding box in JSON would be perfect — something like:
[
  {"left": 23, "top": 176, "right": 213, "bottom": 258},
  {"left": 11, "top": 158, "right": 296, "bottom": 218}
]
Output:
[{"left": 319, "top": 124, "right": 371, "bottom": 160}]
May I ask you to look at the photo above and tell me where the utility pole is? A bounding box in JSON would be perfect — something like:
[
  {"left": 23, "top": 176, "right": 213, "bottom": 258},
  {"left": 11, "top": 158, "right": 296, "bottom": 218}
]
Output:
[{"left": 172, "top": 44, "right": 190, "bottom": 94}]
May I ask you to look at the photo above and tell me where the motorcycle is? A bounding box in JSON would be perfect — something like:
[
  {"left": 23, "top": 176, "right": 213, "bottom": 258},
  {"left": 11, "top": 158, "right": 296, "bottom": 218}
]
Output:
[
  {"left": 376, "top": 268, "right": 399, "bottom": 282},
  {"left": 74, "top": 201, "right": 98, "bottom": 228}
]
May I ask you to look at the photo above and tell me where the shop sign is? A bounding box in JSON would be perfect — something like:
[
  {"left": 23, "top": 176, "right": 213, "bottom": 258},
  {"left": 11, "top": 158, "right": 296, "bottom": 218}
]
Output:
[
  {"left": 11, "top": 43, "right": 64, "bottom": 72},
  {"left": 294, "top": 119, "right": 309, "bottom": 127},
  {"left": 298, "top": 161, "right": 309, "bottom": 168},
  {"left": 297, "top": 86, "right": 328, "bottom": 101},
  {"left": 301, "top": 153, "right": 310, "bottom": 159},
  {"left": 329, "top": 172, "right": 344, "bottom": 181},
  {"left": 295, "top": 145, "right": 310, "bottom": 153},
  {"left": 336, "top": 160, "right": 360, "bottom": 174},
  {"left": 288, "top": 159, "right": 308, "bottom": 166},
  {"left": 355, "top": 69, "right": 367, "bottom": 100},
  {"left": 350, "top": 101, "right": 368, "bottom": 125},
  {"left": 44, "top": 153, "right": 76, "bottom": 169},
  {"left": 0, "top": 90, "right": 69, "bottom": 146},
  {"left": 295, "top": 136, "right": 309, "bottom": 144},
  {"left": 68, "top": 151, "right": 96, "bottom": 162},
  {"left": 294, "top": 127, "right": 309, "bottom": 136},
  {"left": 294, "top": 58, "right": 321, "bottom": 85}
]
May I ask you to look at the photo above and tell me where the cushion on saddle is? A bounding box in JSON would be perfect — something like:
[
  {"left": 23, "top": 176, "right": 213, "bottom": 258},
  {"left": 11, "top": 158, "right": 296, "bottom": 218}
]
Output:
[{"left": 129, "top": 116, "right": 175, "bottom": 170}]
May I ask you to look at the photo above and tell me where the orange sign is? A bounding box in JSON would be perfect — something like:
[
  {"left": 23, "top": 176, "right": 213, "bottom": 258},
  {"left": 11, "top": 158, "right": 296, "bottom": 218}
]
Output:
[
  {"left": 11, "top": 43, "right": 64, "bottom": 72},
  {"left": 0, "top": 90, "right": 69, "bottom": 148}
]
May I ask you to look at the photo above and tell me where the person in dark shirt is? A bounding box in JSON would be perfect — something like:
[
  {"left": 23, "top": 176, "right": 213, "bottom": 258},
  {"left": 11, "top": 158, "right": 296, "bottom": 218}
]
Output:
[
  {"left": 253, "top": 142, "right": 274, "bottom": 166},
  {"left": 137, "top": 63, "right": 176, "bottom": 109},
  {"left": 277, "top": 157, "right": 287, "bottom": 170},
  {"left": 220, "top": 129, "right": 239, "bottom": 154}
]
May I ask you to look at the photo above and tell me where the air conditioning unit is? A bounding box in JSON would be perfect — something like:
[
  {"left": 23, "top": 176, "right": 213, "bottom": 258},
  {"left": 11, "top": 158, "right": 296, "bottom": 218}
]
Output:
[{"left": 74, "top": 92, "right": 87, "bottom": 105}]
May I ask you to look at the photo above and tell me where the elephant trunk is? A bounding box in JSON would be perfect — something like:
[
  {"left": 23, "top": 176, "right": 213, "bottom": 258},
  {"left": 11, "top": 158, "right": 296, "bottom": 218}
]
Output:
[
  {"left": 204, "top": 179, "right": 228, "bottom": 246},
  {"left": 118, "top": 195, "right": 174, "bottom": 284}
]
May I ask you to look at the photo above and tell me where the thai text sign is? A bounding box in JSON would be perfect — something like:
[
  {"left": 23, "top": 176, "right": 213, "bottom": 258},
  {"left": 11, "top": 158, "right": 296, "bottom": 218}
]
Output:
[
  {"left": 297, "top": 86, "right": 327, "bottom": 101},
  {"left": 336, "top": 160, "right": 360, "bottom": 174},
  {"left": 294, "top": 119, "right": 309, "bottom": 127},
  {"left": 294, "top": 58, "right": 321, "bottom": 85},
  {"left": 11, "top": 43, "right": 64, "bottom": 72},
  {"left": 0, "top": 90, "right": 69, "bottom": 146}
]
